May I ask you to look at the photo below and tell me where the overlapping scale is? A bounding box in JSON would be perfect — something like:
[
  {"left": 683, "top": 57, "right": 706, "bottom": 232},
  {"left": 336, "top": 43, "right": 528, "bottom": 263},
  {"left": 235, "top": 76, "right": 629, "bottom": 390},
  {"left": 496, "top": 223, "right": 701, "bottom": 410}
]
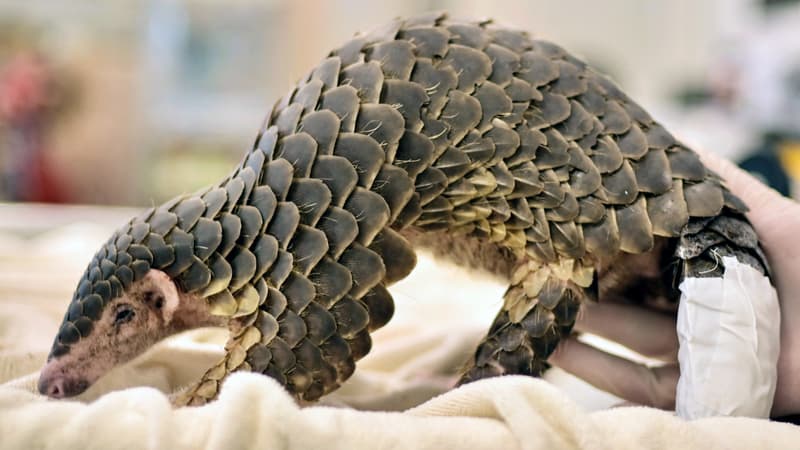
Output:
[{"left": 58, "top": 12, "right": 767, "bottom": 407}]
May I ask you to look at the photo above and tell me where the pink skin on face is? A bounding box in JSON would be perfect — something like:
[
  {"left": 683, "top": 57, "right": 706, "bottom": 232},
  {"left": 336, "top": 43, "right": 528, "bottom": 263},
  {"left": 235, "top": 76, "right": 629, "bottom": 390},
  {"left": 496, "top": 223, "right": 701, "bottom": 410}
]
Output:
[{"left": 38, "top": 270, "right": 224, "bottom": 398}]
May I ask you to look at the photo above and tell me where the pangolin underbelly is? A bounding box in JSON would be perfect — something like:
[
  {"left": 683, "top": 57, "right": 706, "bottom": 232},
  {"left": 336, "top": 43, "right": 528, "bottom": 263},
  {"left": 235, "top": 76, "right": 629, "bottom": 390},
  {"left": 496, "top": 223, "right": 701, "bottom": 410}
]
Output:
[{"left": 46, "top": 12, "right": 769, "bottom": 405}]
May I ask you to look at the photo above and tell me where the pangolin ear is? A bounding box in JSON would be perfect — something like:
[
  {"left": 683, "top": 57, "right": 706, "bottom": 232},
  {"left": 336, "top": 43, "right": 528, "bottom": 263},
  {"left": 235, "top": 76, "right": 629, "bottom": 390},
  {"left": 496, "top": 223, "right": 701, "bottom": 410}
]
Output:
[{"left": 143, "top": 269, "right": 181, "bottom": 324}]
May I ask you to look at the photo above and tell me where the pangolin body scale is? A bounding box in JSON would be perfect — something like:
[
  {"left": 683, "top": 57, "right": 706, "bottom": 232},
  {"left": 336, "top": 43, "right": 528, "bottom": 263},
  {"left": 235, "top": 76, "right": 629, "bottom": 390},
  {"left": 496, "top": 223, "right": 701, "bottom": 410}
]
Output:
[{"left": 45, "top": 12, "right": 768, "bottom": 405}]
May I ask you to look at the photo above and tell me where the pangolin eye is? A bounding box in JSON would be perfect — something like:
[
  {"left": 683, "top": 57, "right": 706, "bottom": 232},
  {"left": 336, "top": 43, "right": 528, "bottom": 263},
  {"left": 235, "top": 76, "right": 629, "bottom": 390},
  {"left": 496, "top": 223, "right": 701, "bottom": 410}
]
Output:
[{"left": 114, "top": 306, "right": 135, "bottom": 325}]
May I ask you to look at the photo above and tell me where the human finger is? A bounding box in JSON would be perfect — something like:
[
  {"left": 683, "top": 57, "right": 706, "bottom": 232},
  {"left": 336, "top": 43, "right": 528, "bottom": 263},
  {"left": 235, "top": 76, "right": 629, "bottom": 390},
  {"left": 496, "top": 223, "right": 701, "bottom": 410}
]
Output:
[
  {"left": 549, "top": 336, "right": 679, "bottom": 409},
  {"left": 574, "top": 301, "right": 678, "bottom": 361},
  {"left": 695, "top": 148, "right": 800, "bottom": 419},
  {"left": 693, "top": 147, "right": 781, "bottom": 210},
  {"left": 693, "top": 147, "right": 798, "bottom": 248}
]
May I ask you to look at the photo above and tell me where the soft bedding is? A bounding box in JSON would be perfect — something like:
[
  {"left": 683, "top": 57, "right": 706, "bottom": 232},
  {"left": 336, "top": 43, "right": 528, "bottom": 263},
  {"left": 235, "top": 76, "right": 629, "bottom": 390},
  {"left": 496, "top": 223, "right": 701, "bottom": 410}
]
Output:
[{"left": 1, "top": 204, "right": 797, "bottom": 450}]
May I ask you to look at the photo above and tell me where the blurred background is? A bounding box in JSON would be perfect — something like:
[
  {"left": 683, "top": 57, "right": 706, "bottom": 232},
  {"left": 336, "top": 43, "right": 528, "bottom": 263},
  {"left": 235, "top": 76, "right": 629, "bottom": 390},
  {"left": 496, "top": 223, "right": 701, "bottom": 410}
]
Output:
[
  {"left": 1, "top": 0, "right": 799, "bottom": 412},
  {"left": 1, "top": 0, "right": 800, "bottom": 206}
]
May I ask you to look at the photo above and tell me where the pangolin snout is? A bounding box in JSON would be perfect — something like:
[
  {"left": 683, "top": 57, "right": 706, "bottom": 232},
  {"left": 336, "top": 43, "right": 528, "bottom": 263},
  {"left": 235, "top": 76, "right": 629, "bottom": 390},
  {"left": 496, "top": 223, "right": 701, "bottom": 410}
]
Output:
[{"left": 38, "top": 367, "right": 89, "bottom": 398}]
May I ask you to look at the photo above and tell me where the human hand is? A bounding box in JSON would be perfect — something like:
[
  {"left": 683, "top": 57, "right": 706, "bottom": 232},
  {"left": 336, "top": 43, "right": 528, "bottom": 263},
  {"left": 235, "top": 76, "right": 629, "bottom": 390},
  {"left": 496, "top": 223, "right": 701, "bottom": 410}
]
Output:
[{"left": 548, "top": 148, "right": 800, "bottom": 417}]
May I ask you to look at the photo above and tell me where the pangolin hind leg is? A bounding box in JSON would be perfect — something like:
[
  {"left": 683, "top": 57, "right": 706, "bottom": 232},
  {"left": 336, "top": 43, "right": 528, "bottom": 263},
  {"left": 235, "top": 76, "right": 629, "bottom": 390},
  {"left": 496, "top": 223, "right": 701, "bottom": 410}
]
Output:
[{"left": 459, "top": 260, "right": 587, "bottom": 384}]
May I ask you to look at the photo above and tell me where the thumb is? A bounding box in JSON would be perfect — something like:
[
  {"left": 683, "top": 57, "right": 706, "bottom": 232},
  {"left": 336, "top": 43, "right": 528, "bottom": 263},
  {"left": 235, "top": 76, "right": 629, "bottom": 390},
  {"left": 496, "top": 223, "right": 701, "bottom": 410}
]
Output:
[
  {"left": 550, "top": 337, "right": 679, "bottom": 409},
  {"left": 692, "top": 147, "right": 798, "bottom": 250}
]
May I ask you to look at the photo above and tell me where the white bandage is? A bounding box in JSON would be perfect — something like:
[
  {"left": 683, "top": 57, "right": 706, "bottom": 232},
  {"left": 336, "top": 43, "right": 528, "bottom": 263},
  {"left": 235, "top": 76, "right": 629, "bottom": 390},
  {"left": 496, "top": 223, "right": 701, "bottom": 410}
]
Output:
[{"left": 676, "top": 256, "right": 780, "bottom": 419}]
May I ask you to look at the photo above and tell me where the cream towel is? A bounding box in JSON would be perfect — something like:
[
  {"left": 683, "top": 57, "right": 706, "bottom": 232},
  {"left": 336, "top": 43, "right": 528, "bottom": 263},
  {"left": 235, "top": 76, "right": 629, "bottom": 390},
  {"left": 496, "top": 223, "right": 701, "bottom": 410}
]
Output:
[
  {"left": 3, "top": 352, "right": 799, "bottom": 449},
  {"left": 0, "top": 208, "right": 798, "bottom": 449}
]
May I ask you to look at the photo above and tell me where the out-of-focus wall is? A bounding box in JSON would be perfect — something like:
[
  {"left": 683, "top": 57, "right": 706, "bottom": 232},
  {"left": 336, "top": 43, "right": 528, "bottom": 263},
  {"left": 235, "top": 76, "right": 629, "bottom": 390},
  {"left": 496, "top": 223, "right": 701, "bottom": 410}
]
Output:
[
  {"left": 0, "top": 2, "right": 144, "bottom": 204},
  {"left": 445, "top": 0, "right": 720, "bottom": 108}
]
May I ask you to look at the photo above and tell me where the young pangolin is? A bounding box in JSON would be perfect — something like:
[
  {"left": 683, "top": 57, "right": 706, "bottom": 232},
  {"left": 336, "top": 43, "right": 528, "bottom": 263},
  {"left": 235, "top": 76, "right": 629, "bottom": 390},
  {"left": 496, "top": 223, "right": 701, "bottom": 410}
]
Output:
[{"left": 39, "top": 12, "right": 770, "bottom": 406}]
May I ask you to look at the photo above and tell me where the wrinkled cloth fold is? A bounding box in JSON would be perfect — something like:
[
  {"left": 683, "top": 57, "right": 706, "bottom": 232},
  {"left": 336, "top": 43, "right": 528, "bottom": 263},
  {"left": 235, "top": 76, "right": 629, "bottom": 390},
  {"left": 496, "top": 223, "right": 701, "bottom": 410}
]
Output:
[
  {"left": 3, "top": 324, "right": 800, "bottom": 450},
  {"left": 1, "top": 217, "right": 799, "bottom": 449},
  {"left": 3, "top": 364, "right": 799, "bottom": 450}
]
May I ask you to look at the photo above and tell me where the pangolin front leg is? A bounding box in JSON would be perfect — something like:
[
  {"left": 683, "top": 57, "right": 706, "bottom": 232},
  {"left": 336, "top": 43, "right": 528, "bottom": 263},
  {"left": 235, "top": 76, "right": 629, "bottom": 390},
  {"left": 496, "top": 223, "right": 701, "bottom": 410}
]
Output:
[{"left": 40, "top": 12, "right": 771, "bottom": 408}]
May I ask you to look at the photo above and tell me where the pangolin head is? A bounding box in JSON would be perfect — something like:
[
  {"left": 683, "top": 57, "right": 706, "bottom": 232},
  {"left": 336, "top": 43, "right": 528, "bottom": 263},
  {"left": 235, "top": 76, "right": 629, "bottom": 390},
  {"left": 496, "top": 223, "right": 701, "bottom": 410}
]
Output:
[{"left": 38, "top": 196, "right": 232, "bottom": 398}]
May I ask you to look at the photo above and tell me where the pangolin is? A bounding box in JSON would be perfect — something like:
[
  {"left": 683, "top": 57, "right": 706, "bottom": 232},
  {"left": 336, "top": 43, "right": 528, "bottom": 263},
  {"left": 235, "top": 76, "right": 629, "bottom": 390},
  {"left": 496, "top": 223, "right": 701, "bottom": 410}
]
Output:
[{"left": 39, "top": 12, "right": 770, "bottom": 406}]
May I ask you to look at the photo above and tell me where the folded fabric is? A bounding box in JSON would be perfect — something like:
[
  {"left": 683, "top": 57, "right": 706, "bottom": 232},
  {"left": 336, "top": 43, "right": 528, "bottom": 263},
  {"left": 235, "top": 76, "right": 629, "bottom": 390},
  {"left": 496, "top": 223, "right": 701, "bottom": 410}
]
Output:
[
  {"left": 2, "top": 218, "right": 799, "bottom": 449},
  {"left": 3, "top": 370, "right": 800, "bottom": 449},
  {"left": 3, "top": 323, "right": 800, "bottom": 450}
]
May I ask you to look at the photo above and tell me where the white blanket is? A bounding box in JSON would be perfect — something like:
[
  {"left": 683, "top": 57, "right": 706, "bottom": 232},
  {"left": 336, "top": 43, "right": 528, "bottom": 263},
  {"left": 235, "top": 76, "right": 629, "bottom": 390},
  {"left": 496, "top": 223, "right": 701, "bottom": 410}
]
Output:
[{"left": 1, "top": 208, "right": 798, "bottom": 449}]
